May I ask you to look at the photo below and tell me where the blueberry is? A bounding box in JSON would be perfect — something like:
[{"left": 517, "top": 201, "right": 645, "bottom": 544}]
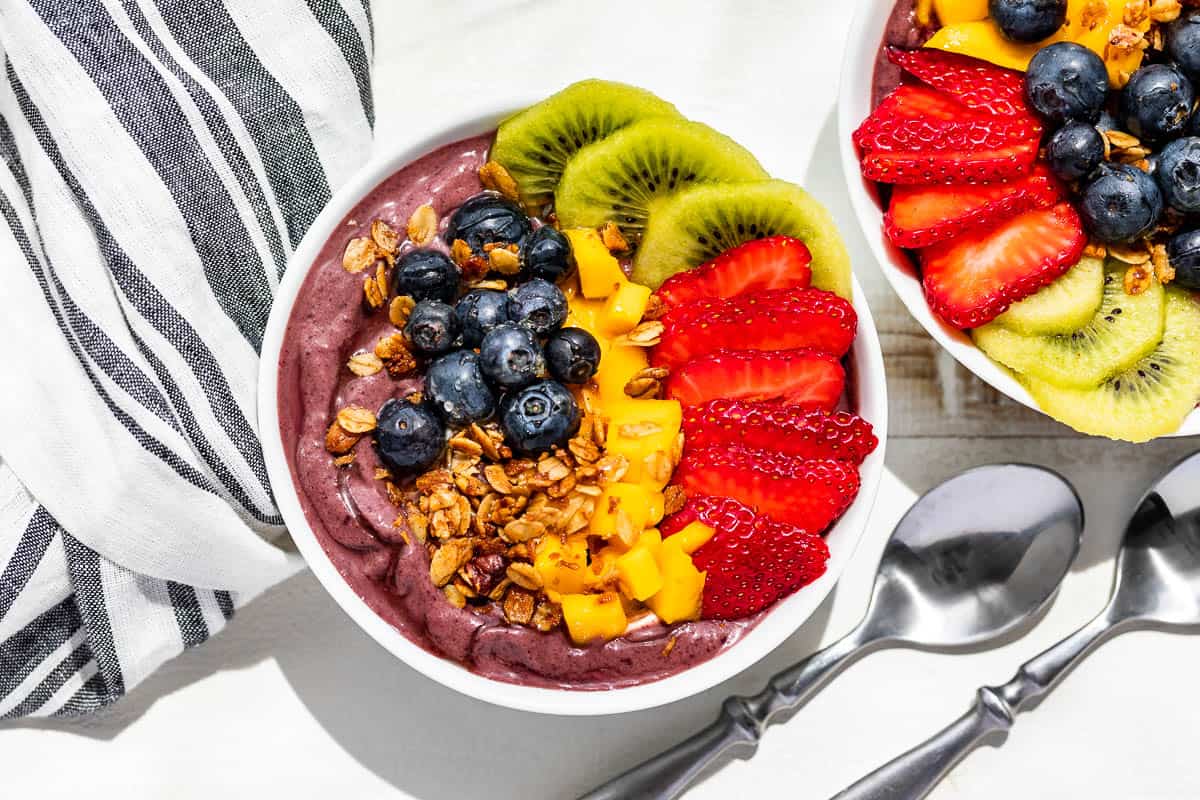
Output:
[
  {"left": 1167, "top": 229, "right": 1200, "bottom": 289},
  {"left": 404, "top": 300, "right": 460, "bottom": 355},
  {"left": 1095, "top": 111, "right": 1121, "bottom": 133},
  {"left": 522, "top": 226, "right": 574, "bottom": 282},
  {"left": 1156, "top": 137, "right": 1200, "bottom": 213},
  {"left": 479, "top": 323, "right": 545, "bottom": 390},
  {"left": 499, "top": 380, "right": 580, "bottom": 454},
  {"left": 1167, "top": 10, "right": 1200, "bottom": 81},
  {"left": 395, "top": 249, "right": 460, "bottom": 303},
  {"left": 1046, "top": 121, "right": 1105, "bottom": 181},
  {"left": 1024, "top": 42, "right": 1109, "bottom": 123},
  {"left": 545, "top": 327, "right": 601, "bottom": 384},
  {"left": 507, "top": 278, "right": 567, "bottom": 335},
  {"left": 990, "top": 0, "right": 1066, "bottom": 42},
  {"left": 1079, "top": 163, "right": 1163, "bottom": 243},
  {"left": 444, "top": 194, "right": 531, "bottom": 257},
  {"left": 1120, "top": 63, "right": 1194, "bottom": 142},
  {"left": 454, "top": 289, "right": 510, "bottom": 347},
  {"left": 425, "top": 350, "right": 496, "bottom": 426},
  {"left": 375, "top": 398, "right": 444, "bottom": 473}
]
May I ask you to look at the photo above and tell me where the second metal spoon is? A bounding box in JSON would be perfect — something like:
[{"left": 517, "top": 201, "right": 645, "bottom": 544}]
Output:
[{"left": 580, "top": 464, "right": 1084, "bottom": 800}]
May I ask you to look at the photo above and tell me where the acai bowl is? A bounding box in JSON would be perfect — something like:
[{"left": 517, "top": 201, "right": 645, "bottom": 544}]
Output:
[
  {"left": 260, "top": 81, "right": 887, "bottom": 715},
  {"left": 840, "top": 0, "right": 1200, "bottom": 442}
]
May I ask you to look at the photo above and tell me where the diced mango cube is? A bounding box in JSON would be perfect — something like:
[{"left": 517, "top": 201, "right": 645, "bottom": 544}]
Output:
[
  {"left": 932, "top": 0, "right": 988, "bottom": 25},
  {"left": 671, "top": 521, "right": 715, "bottom": 554},
  {"left": 616, "top": 546, "right": 664, "bottom": 601},
  {"left": 600, "top": 282, "right": 652, "bottom": 335},
  {"left": 534, "top": 535, "right": 590, "bottom": 599},
  {"left": 562, "top": 592, "right": 628, "bottom": 644},
  {"left": 646, "top": 541, "right": 705, "bottom": 624},
  {"left": 605, "top": 399, "right": 682, "bottom": 489},
  {"left": 587, "top": 549, "right": 620, "bottom": 589},
  {"left": 566, "top": 297, "right": 607, "bottom": 338},
  {"left": 589, "top": 483, "right": 664, "bottom": 544},
  {"left": 594, "top": 344, "right": 648, "bottom": 406},
  {"left": 564, "top": 228, "right": 626, "bottom": 299}
]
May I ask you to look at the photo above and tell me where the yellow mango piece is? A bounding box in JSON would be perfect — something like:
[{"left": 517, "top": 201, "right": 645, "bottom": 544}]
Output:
[
  {"left": 925, "top": 20, "right": 1042, "bottom": 70},
  {"left": 933, "top": 0, "right": 988, "bottom": 24},
  {"left": 595, "top": 344, "right": 649, "bottom": 406},
  {"left": 534, "top": 535, "right": 590, "bottom": 599},
  {"left": 562, "top": 592, "right": 628, "bottom": 644},
  {"left": 634, "top": 528, "right": 663, "bottom": 558},
  {"left": 566, "top": 296, "right": 607, "bottom": 338},
  {"left": 671, "top": 521, "right": 715, "bottom": 555},
  {"left": 564, "top": 228, "right": 626, "bottom": 299},
  {"left": 600, "top": 281, "right": 652, "bottom": 335},
  {"left": 616, "top": 546, "right": 664, "bottom": 601},
  {"left": 646, "top": 541, "right": 705, "bottom": 624},
  {"left": 589, "top": 483, "right": 664, "bottom": 544},
  {"left": 587, "top": 549, "right": 620, "bottom": 588},
  {"left": 1065, "top": 0, "right": 1148, "bottom": 85},
  {"left": 605, "top": 399, "right": 682, "bottom": 489}
]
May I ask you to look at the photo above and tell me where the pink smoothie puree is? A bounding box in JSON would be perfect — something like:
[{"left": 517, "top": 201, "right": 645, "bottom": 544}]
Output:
[
  {"left": 276, "top": 133, "right": 758, "bottom": 690},
  {"left": 872, "top": 0, "right": 939, "bottom": 107}
]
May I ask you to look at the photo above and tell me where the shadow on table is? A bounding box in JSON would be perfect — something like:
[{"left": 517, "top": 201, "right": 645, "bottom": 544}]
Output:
[{"left": 271, "top": 575, "right": 837, "bottom": 800}]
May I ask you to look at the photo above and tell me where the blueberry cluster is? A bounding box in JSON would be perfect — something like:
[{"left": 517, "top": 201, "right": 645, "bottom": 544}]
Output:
[
  {"left": 1025, "top": 23, "right": 1200, "bottom": 289},
  {"left": 375, "top": 194, "right": 600, "bottom": 474}
]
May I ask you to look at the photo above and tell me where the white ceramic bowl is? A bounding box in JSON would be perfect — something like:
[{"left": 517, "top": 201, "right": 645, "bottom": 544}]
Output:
[
  {"left": 259, "top": 104, "right": 889, "bottom": 715},
  {"left": 837, "top": 0, "right": 1200, "bottom": 438}
]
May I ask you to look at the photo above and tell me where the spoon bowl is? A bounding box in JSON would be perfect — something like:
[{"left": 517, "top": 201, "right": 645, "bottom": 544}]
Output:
[
  {"left": 863, "top": 464, "right": 1083, "bottom": 647},
  {"left": 834, "top": 450, "right": 1200, "bottom": 800},
  {"left": 1109, "top": 451, "right": 1200, "bottom": 626},
  {"left": 580, "top": 464, "right": 1083, "bottom": 800}
]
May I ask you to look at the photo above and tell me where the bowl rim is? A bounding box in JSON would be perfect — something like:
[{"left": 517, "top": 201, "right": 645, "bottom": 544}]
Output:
[
  {"left": 257, "top": 103, "right": 890, "bottom": 716},
  {"left": 835, "top": 0, "right": 1200, "bottom": 439}
]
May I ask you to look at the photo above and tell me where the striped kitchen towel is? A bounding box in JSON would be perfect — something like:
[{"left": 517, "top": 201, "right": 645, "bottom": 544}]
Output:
[{"left": 0, "top": 0, "right": 373, "bottom": 718}]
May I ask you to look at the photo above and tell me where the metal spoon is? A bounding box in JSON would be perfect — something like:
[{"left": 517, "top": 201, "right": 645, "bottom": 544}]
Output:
[
  {"left": 580, "top": 464, "right": 1083, "bottom": 800},
  {"left": 834, "top": 450, "right": 1200, "bottom": 800}
]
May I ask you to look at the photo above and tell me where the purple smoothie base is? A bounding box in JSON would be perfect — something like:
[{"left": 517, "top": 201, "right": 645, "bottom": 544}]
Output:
[{"left": 276, "top": 133, "right": 759, "bottom": 691}]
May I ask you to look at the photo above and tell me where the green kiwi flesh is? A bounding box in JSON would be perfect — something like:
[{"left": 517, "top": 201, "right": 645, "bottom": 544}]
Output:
[
  {"left": 553, "top": 119, "right": 768, "bottom": 242},
  {"left": 490, "top": 80, "right": 682, "bottom": 211},
  {"left": 1024, "top": 288, "right": 1200, "bottom": 442},
  {"left": 992, "top": 256, "right": 1105, "bottom": 335},
  {"left": 972, "top": 261, "right": 1165, "bottom": 389},
  {"left": 632, "top": 180, "right": 853, "bottom": 298}
]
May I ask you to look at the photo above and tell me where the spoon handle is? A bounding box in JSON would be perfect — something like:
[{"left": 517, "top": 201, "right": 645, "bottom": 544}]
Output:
[
  {"left": 832, "top": 612, "right": 1117, "bottom": 800},
  {"left": 578, "top": 628, "right": 868, "bottom": 800}
]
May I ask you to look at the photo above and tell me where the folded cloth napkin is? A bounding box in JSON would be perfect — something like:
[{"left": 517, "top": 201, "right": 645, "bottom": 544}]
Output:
[{"left": 0, "top": 0, "right": 373, "bottom": 718}]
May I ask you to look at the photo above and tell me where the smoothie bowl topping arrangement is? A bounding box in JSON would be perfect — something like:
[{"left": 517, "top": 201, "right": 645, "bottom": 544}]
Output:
[
  {"left": 854, "top": 0, "right": 1200, "bottom": 441},
  {"left": 273, "top": 79, "right": 880, "bottom": 696}
]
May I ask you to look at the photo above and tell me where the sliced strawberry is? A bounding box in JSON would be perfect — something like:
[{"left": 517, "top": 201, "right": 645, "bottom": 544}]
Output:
[
  {"left": 854, "top": 115, "right": 1036, "bottom": 154},
  {"left": 869, "top": 84, "right": 977, "bottom": 123},
  {"left": 885, "top": 164, "right": 1065, "bottom": 248},
  {"left": 681, "top": 399, "right": 878, "bottom": 464},
  {"left": 672, "top": 446, "right": 860, "bottom": 532},
  {"left": 887, "top": 47, "right": 1037, "bottom": 124},
  {"left": 664, "top": 348, "right": 845, "bottom": 409},
  {"left": 920, "top": 201, "right": 1086, "bottom": 329},
  {"left": 652, "top": 287, "right": 856, "bottom": 370},
  {"left": 662, "top": 495, "right": 829, "bottom": 620},
  {"left": 861, "top": 139, "right": 1038, "bottom": 185},
  {"left": 655, "top": 236, "right": 813, "bottom": 311}
]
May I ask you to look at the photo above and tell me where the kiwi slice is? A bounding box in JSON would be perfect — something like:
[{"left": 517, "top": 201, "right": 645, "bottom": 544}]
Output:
[
  {"left": 1024, "top": 288, "right": 1200, "bottom": 442},
  {"left": 554, "top": 119, "right": 768, "bottom": 242},
  {"left": 632, "top": 180, "right": 853, "bottom": 298},
  {"left": 992, "top": 256, "right": 1105, "bottom": 336},
  {"left": 490, "top": 80, "right": 682, "bottom": 211},
  {"left": 972, "top": 262, "right": 1166, "bottom": 389}
]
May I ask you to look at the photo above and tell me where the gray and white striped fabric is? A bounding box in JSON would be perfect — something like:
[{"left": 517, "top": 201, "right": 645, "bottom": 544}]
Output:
[{"left": 0, "top": 0, "right": 373, "bottom": 718}]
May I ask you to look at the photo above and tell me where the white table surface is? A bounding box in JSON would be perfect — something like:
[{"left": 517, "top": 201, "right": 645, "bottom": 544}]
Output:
[{"left": 6, "top": 1, "right": 1200, "bottom": 797}]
